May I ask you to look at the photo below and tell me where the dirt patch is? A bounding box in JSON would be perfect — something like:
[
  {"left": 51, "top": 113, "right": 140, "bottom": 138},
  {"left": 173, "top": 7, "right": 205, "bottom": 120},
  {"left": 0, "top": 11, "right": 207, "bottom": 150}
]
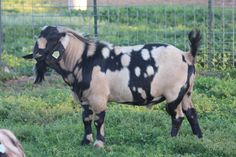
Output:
[{"left": 5, "top": 76, "right": 35, "bottom": 84}]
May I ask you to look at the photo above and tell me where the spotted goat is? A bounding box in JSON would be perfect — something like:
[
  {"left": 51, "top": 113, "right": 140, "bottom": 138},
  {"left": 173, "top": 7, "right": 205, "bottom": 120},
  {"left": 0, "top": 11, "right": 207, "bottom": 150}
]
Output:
[
  {"left": 0, "top": 129, "right": 25, "bottom": 157},
  {"left": 23, "top": 26, "right": 202, "bottom": 148}
]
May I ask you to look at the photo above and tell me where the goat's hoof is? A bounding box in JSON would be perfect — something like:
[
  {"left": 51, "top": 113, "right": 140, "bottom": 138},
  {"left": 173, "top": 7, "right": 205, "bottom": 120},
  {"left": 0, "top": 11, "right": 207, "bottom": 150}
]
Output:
[
  {"left": 193, "top": 129, "right": 203, "bottom": 138},
  {"left": 195, "top": 133, "right": 203, "bottom": 138},
  {"left": 94, "top": 140, "right": 104, "bottom": 148},
  {"left": 81, "top": 134, "right": 93, "bottom": 145},
  {"left": 81, "top": 139, "right": 93, "bottom": 145},
  {"left": 171, "top": 128, "right": 179, "bottom": 137}
]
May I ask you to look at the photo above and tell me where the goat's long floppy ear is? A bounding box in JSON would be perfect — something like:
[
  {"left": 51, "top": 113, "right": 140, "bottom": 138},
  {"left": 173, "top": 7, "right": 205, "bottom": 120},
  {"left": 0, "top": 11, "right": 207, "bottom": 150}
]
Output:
[{"left": 22, "top": 54, "right": 33, "bottom": 59}]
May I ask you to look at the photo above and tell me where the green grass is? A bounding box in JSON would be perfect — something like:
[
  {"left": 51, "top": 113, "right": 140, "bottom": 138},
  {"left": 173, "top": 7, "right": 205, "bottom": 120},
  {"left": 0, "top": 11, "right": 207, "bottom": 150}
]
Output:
[{"left": 0, "top": 75, "right": 236, "bottom": 157}]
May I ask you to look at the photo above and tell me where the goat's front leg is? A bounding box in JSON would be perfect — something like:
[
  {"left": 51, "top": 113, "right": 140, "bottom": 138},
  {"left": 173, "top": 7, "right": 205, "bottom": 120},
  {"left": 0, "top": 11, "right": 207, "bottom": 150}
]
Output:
[
  {"left": 94, "top": 111, "right": 106, "bottom": 148},
  {"left": 81, "top": 105, "right": 94, "bottom": 145}
]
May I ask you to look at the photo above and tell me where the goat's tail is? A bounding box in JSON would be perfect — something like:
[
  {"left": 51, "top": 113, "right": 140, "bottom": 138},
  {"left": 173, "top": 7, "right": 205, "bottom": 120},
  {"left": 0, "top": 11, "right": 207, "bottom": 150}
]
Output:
[{"left": 188, "top": 29, "right": 201, "bottom": 59}]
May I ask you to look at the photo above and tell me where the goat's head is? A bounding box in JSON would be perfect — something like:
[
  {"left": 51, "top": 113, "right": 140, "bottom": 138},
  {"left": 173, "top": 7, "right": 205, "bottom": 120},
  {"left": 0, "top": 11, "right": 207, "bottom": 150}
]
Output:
[{"left": 23, "top": 26, "right": 67, "bottom": 83}]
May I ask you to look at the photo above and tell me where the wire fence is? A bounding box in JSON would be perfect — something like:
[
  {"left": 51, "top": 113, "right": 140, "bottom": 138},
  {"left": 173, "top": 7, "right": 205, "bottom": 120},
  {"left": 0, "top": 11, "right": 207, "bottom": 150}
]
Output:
[{"left": 0, "top": 0, "right": 235, "bottom": 76}]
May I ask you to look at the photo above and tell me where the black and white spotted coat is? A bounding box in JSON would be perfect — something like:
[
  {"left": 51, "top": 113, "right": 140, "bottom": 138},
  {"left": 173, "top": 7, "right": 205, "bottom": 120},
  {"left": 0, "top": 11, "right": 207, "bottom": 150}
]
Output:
[{"left": 23, "top": 26, "right": 202, "bottom": 147}]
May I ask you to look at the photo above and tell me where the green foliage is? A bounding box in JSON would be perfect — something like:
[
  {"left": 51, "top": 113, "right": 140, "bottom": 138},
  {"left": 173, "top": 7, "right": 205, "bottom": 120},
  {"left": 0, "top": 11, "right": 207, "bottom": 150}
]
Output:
[
  {"left": 3, "top": 0, "right": 50, "bottom": 13},
  {"left": 195, "top": 76, "right": 236, "bottom": 98},
  {"left": 0, "top": 76, "right": 236, "bottom": 157}
]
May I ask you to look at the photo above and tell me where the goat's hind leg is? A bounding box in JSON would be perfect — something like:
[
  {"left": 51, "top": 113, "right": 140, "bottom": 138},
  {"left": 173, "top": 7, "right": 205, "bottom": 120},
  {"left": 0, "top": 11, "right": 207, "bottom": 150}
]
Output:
[
  {"left": 182, "top": 93, "right": 202, "bottom": 138},
  {"left": 165, "top": 85, "right": 187, "bottom": 137},
  {"left": 81, "top": 104, "right": 94, "bottom": 145}
]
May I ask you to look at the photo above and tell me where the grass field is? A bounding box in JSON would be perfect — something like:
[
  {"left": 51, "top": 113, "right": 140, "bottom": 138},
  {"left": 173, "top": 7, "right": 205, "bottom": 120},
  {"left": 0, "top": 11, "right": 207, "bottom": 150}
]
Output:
[
  {"left": 0, "top": 2, "right": 236, "bottom": 157},
  {"left": 0, "top": 74, "right": 236, "bottom": 157}
]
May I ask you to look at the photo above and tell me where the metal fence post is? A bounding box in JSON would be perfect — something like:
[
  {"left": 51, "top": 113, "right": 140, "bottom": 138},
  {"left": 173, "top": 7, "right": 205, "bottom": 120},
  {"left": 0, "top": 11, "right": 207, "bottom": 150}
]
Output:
[
  {"left": 0, "top": 0, "right": 3, "bottom": 66},
  {"left": 93, "top": 0, "right": 98, "bottom": 37},
  {"left": 208, "top": 0, "right": 213, "bottom": 69}
]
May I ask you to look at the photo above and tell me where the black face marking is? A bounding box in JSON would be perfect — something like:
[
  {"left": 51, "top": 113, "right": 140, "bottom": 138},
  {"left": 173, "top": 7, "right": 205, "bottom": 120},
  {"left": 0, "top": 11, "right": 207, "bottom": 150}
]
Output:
[
  {"left": 35, "top": 26, "right": 65, "bottom": 57},
  {"left": 182, "top": 55, "right": 186, "bottom": 63},
  {"left": 30, "top": 26, "right": 67, "bottom": 84},
  {"left": 183, "top": 108, "right": 202, "bottom": 138}
]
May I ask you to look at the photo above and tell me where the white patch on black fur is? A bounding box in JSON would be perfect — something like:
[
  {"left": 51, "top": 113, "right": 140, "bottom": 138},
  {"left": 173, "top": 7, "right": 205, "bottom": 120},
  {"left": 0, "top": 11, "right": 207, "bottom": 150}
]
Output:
[
  {"left": 102, "top": 47, "right": 110, "bottom": 59},
  {"left": 144, "top": 73, "right": 147, "bottom": 78},
  {"left": 141, "top": 49, "right": 150, "bottom": 60},
  {"left": 146, "top": 66, "right": 154, "bottom": 76},
  {"left": 121, "top": 45, "right": 144, "bottom": 54},
  {"left": 121, "top": 46, "right": 133, "bottom": 54},
  {"left": 135, "top": 67, "right": 141, "bottom": 77},
  {"left": 137, "top": 88, "right": 147, "bottom": 99},
  {"left": 132, "top": 45, "right": 144, "bottom": 51},
  {"left": 121, "top": 54, "right": 131, "bottom": 67}
]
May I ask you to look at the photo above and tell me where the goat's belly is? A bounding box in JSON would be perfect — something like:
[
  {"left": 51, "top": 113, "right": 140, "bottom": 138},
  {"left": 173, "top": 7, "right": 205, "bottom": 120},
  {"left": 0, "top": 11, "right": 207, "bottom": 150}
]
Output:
[
  {"left": 108, "top": 87, "right": 133, "bottom": 102},
  {"left": 106, "top": 68, "right": 133, "bottom": 102},
  {"left": 106, "top": 68, "right": 160, "bottom": 104}
]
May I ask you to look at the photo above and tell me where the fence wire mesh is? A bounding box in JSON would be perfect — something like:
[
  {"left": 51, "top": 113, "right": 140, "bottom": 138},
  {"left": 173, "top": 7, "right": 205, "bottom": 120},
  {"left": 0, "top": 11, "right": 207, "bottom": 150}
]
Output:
[{"left": 0, "top": 0, "right": 235, "bottom": 76}]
